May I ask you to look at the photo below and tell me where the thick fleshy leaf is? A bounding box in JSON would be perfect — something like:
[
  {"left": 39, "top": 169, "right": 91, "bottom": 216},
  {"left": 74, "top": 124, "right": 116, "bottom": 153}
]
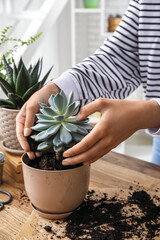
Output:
[
  {"left": 8, "top": 93, "right": 24, "bottom": 109},
  {"left": 72, "top": 132, "right": 85, "bottom": 142},
  {"left": 32, "top": 123, "right": 54, "bottom": 131},
  {"left": 39, "top": 102, "right": 48, "bottom": 108},
  {"left": 36, "top": 113, "right": 53, "bottom": 120},
  {"left": 46, "top": 124, "right": 61, "bottom": 137},
  {"left": 0, "top": 98, "right": 15, "bottom": 108},
  {"left": 22, "top": 82, "right": 40, "bottom": 101},
  {"left": 53, "top": 93, "right": 66, "bottom": 114},
  {"left": 37, "top": 141, "right": 52, "bottom": 151},
  {"left": 54, "top": 115, "right": 64, "bottom": 122},
  {"left": 68, "top": 91, "right": 73, "bottom": 105},
  {"left": 53, "top": 131, "right": 62, "bottom": 147},
  {"left": 3, "top": 56, "right": 14, "bottom": 89},
  {"left": 37, "top": 119, "right": 59, "bottom": 124},
  {"left": 77, "top": 123, "right": 93, "bottom": 131},
  {"left": 60, "top": 90, "right": 67, "bottom": 109},
  {"left": 64, "top": 102, "right": 76, "bottom": 118},
  {"left": 54, "top": 145, "right": 64, "bottom": 153},
  {"left": 62, "top": 122, "right": 78, "bottom": 133},
  {"left": 40, "top": 107, "right": 57, "bottom": 117},
  {"left": 40, "top": 66, "right": 53, "bottom": 87},
  {"left": 0, "top": 76, "right": 14, "bottom": 94},
  {"left": 60, "top": 126, "right": 72, "bottom": 144},
  {"left": 30, "top": 59, "right": 41, "bottom": 86},
  {"left": 17, "top": 57, "right": 23, "bottom": 72},
  {"left": 77, "top": 126, "right": 88, "bottom": 135},
  {"left": 13, "top": 63, "right": 18, "bottom": 87},
  {"left": 15, "top": 63, "right": 31, "bottom": 96},
  {"left": 35, "top": 130, "right": 48, "bottom": 141}
]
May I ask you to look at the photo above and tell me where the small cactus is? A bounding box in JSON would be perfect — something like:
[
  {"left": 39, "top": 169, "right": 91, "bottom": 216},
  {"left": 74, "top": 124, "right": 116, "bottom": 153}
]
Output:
[{"left": 31, "top": 91, "right": 92, "bottom": 161}]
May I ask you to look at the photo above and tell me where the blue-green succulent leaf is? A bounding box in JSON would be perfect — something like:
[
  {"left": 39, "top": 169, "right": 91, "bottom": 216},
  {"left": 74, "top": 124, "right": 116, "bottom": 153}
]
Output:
[
  {"left": 46, "top": 124, "right": 61, "bottom": 137},
  {"left": 37, "top": 119, "right": 59, "bottom": 124},
  {"left": 64, "top": 102, "right": 76, "bottom": 118},
  {"left": 36, "top": 113, "right": 53, "bottom": 120},
  {"left": 35, "top": 130, "right": 48, "bottom": 141},
  {"left": 32, "top": 123, "right": 54, "bottom": 131},
  {"left": 37, "top": 141, "right": 52, "bottom": 151},
  {"left": 54, "top": 115, "right": 64, "bottom": 122},
  {"left": 77, "top": 126, "right": 88, "bottom": 135},
  {"left": 72, "top": 132, "right": 85, "bottom": 142},
  {"left": 68, "top": 91, "right": 74, "bottom": 105},
  {"left": 60, "top": 126, "right": 72, "bottom": 144},
  {"left": 53, "top": 93, "right": 66, "bottom": 114},
  {"left": 40, "top": 107, "right": 57, "bottom": 117},
  {"left": 39, "top": 102, "right": 48, "bottom": 108},
  {"left": 54, "top": 145, "right": 64, "bottom": 153},
  {"left": 53, "top": 131, "right": 62, "bottom": 147},
  {"left": 62, "top": 122, "right": 78, "bottom": 133}
]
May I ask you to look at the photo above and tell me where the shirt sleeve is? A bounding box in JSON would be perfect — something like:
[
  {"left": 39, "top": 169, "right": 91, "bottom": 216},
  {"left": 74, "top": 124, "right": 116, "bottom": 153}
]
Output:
[
  {"left": 146, "top": 99, "right": 160, "bottom": 136},
  {"left": 53, "top": 0, "right": 140, "bottom": 104}
]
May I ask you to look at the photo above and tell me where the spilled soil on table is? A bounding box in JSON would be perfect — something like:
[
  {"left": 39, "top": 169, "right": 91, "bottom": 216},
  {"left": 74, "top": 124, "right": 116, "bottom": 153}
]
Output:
[{"left": 40, "top": 185, "right": 160, "bottom": 240}]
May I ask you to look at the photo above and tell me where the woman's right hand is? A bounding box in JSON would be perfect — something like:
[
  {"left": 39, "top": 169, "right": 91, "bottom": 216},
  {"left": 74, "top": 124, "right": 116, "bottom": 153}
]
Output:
[{"left": 16, "top": 82, "right": 60, "bottom": 159}]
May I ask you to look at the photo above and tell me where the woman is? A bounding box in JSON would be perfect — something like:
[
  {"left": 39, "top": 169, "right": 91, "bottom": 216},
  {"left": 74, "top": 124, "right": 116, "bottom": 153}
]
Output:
[{"left": 16, "top": 0, "right": 160, "bottom": 165}]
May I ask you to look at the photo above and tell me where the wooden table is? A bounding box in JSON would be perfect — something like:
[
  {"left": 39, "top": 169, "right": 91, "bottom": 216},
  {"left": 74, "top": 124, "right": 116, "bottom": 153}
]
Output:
[{"left": 1, "top": 151, "right": 160, "bottom": 240}]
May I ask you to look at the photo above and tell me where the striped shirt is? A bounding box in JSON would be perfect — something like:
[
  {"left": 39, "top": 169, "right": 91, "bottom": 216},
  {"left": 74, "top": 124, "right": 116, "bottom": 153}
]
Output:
[{"left": 54, "top": 0, "right": 160, "bottom": 109}]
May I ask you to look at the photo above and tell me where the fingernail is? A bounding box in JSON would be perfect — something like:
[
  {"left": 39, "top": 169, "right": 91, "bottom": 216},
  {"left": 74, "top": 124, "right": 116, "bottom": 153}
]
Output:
[
  {"left": 62, "top": 160, "right": 69, "bottom": 166},
  {"left": 35, "top": 152, "right": 42, "bottom": 158},
  {"left": 63, "top": 151, "right": 69, "bottom": 157},
  {"left": 27, "top": 152, "right": 35, "bottom": 160},
  {"left": 24, "top": 128, "right": 31, "bottom": 137}
]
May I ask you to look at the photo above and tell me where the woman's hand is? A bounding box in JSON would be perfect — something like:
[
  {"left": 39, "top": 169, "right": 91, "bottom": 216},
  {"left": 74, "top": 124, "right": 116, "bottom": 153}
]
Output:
[
  {"left": 62, "top": 98, "right": 160, "bottom": 166},
  {"left": 16, "top": 82, "right": 60, "bottom": 159}
]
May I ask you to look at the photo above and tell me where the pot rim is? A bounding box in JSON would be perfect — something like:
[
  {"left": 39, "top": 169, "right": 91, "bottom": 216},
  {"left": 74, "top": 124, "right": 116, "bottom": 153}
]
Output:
[
  {"left": 0, "top": 107, "right": 20, "bottom": 113},
  {"left": 22, "top": 152, "right": 90, "bottom": 173}
]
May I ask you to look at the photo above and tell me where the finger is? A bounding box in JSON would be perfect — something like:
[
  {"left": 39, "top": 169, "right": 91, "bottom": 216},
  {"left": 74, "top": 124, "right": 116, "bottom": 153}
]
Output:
[
  {"left": 27, "top": 152, "right": 36, "bottom": 160},
  {"left": 16, "top": 108, "right": 31, "bottom": 152},
  {"left": 62, "top": 137, "right": 110, "bottom": 166},
  {"left": 63, "top": 123, "right": 103, "bottom": 157},
  {"left": 24, "top": 104, "right": 39, "bottom": 131},
  {"left": 76, "top": 98, "right": 105, "bottom": 121}
]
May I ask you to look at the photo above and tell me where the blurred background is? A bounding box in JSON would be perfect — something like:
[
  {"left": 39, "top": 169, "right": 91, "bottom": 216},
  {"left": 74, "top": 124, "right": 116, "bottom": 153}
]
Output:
[{"left": 0, "top": 0, "right": 153, "bottom": 162}]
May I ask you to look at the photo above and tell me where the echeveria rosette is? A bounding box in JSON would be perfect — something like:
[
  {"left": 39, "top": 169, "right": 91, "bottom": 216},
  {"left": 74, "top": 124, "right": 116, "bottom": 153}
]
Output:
[{"left": 31, "top": 91, "right": 92, "bottom": 155}]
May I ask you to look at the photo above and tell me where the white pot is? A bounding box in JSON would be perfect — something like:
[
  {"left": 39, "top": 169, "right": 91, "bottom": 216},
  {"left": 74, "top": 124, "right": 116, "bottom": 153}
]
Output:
[{"left": 0, "top": 108, "right": 23, "bottom": 151}]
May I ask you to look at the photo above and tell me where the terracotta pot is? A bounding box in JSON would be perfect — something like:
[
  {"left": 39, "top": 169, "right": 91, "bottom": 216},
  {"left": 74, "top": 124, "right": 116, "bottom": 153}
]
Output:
[
  {"left": 22, "top": 153, "right": 90, "bottom": 219},
  {"left": 0, "top": 107, "right": 23, "bottom": 153}
]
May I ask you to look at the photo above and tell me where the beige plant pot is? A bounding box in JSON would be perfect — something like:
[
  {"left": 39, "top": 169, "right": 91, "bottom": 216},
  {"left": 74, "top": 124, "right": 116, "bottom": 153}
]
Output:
[
  {"left": 22, "top": 153, "right": 90, "bottom": 219},
  {"left": 0, "top": 107, "right": 23, "bottom": 152}
]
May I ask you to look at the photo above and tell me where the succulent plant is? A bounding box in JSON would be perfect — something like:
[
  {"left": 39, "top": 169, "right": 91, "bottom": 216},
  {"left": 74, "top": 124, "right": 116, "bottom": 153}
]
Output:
[
  {"left": 0, "top": 56, "right": 52, "bottom": 109},
  {"left": 31, "top": 91, "right": 92, "bottom": 160}
]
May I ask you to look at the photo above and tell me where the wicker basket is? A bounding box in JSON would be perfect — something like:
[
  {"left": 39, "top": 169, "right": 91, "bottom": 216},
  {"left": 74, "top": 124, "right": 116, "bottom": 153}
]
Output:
[
  {"left": 0, "top": 108, "right": 23, "bottom": 151},
  {"left": 108, "top": 17, "right": 122, "bottom": 32}
]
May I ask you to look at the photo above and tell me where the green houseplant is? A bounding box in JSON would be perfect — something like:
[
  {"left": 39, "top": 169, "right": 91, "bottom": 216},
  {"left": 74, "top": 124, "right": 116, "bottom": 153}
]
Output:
[
  {"left": 22, "top": 91, "right": 92, "bottom": 219},
  {"left": 0, "top": 56, "right": 52, "bottom": 153}
]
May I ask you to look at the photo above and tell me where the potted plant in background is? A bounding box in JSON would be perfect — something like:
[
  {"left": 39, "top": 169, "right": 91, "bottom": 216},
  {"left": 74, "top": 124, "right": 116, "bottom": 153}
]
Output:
[
  {"left": 0, "top": 56, "right": 53, "bottom": 154},
  {"left": 83, "top": 0, "right": 99, "bottom": 8},
  {"left": 22, "top": 91, "right": 92, "bottom": 219}
]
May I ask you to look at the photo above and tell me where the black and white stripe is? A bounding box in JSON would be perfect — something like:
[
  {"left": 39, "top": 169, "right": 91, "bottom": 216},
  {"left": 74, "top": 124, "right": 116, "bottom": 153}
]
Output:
[{"left": 56, "top": 0, "right": 160, "bottom": 103}]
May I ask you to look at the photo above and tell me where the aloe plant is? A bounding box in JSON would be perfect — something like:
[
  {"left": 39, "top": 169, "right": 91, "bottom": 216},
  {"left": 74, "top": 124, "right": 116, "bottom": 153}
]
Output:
[
  {"left": 0, "top": 56, "right": 52, "bottom": 109},
  {"left": 31, "top": 91, "right": 92, "bottom": 161}
]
